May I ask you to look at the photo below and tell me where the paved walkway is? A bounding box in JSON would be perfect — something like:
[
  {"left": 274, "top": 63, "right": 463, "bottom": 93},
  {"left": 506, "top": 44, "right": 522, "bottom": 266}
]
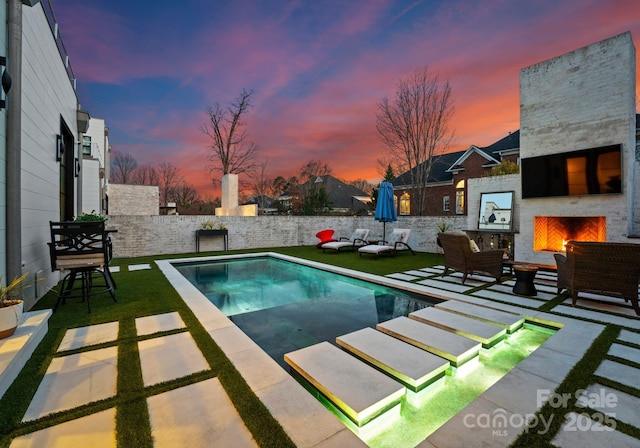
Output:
[
  {"left": 3, "top": 259, "right": 640, "bottom": 447},
  {"left": 10, "top": 307, "right": 257, "bottom": 448}
]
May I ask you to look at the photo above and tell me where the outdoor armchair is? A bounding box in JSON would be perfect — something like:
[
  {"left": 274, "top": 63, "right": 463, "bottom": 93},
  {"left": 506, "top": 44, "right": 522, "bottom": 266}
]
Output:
[{"left": 438, "top": 231, "right": 504, "bottom": 284}]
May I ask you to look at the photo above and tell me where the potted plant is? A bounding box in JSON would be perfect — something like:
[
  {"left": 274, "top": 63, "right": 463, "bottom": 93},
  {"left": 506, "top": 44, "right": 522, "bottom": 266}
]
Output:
[
  {"left": 74, "top": 210, "right": 107, "bottom": 222},
  {"left": 436, "top": 221, "right": 451, "bottom": 248},
  {"left": 0, "top": 272, "right": 29, "bottom": 339},
  {"left": 196, "top": 221, "right": 228, "bottom": 252}
]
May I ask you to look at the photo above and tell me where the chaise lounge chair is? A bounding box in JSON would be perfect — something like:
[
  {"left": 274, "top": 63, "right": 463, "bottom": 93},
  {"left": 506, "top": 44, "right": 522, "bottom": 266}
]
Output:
[
  {"left": 358, "top": 229, "right": 415, "bottom": 257},
  {"left": 321, "top": 229, "right": 370, "bottom": 252},
  {"left": 315, "top": 229, "right": 338, "bottom": 248}
]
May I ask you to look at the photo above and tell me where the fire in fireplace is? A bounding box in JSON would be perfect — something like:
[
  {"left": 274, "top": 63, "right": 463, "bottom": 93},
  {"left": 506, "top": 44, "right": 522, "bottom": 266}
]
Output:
[{"left": 533, "top": 216, "right": 606, "bottom": 252}]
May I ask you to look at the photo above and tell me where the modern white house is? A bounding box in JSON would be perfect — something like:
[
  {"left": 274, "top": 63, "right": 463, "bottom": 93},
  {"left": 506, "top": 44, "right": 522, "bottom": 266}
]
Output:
[{"left": 1, "top": 0, "right": 110, "bottom": 308}]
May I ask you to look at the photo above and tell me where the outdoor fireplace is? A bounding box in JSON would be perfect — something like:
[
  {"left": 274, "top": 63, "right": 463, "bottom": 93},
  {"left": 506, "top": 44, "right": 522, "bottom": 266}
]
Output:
[{"left": 533, "top": 216, "right": 606, "bottom": 252}]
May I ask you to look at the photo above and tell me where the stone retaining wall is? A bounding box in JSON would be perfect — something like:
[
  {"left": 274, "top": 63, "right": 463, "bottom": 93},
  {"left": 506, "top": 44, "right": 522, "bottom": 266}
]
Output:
[{"left": 106, "top": 215, "right": 468, "bottom": 258}]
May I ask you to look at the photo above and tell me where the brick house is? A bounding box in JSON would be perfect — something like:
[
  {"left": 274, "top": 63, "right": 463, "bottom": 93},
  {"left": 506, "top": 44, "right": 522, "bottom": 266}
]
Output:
[{"left": 390, "top": 131, "right": 520, "bottom": 217}]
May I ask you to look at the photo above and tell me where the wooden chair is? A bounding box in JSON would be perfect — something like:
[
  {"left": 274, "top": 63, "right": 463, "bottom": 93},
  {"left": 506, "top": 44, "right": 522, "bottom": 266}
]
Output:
[
  {"left": 555, "top": 241, "right": 640, "bottom": 315},
  {"left": 48, "top": 221, "right": 116, "bottom": 313},
  {"left": 438, "top": 232, "right": 505, "bottom": 284}
]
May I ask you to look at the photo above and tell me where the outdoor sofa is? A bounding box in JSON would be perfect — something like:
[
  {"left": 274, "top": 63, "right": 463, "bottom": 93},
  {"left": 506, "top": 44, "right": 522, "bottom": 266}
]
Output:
[{"left": 554, "top": 240, "right": 640, "bottom": 315}]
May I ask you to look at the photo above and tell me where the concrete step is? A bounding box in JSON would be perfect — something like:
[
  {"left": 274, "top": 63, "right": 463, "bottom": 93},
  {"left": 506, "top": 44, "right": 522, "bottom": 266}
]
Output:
[
  {"left": 0, "top": 310, "right": 52, "bottom": 400},
  {"left": 409, "top": 308, "right": 507, "bottom": 348},
  {"left": 284, "top": 341, "right": 405, "bottom": 427},
  {"left": 376, "top": 317, "right": 481, "bottom": 367},
  {"left": 435, "top": 300, "right": 525, "bottom": 333},
  {"left": 336, "top": 327, "right": 449, "bottom": 392}
]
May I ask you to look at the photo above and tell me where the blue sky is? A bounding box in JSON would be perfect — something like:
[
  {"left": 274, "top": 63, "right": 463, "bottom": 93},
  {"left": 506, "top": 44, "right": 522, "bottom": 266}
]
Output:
[{"left": 53, "top": 0, "right": 640, "bottom": 196}]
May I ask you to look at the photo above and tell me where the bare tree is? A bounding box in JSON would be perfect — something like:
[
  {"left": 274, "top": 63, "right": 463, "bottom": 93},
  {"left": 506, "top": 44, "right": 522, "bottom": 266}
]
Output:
[
  {"left": 377, "top": 67, "right": 454, "bottom": 215},
  {"left": 172, "top": 181, "right": 198, "bottom": 211},
  {"left": 133, "top": 164, "right": 159, "bottom": 186},
  {"left": 299, "top": 159, "right": 332, "bottom": 182},
  {"left": 157, "top": 161, "right": 183, "bottom": 205},
  {"left": 201, "top": 88, "right": 260, "bottom": 179},
  {"left": 110, "top": 151, "right": 138, "bottom": 184},
  {"left": 250, "top": 161, "right": 274, "bottom": 211},
  {"left": 347, "top": 178, "right": 374, "bottom": 195}
]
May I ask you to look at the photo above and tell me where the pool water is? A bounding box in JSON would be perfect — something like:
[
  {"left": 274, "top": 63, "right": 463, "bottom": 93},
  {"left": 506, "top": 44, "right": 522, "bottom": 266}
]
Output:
[{"left": 175, "top": 257, "right": 440, "bottom": 368}]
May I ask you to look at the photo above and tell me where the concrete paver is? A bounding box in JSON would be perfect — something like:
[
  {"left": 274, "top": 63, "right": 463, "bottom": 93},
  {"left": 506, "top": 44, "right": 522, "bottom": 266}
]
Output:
[
  {"left": 608, "top": 343, "right": 640, "bottom": 362},
  {"left": 135, "top": 312, "right": 185, "bottom": 336},
  {"left": 10, "top": 409, "right": 116, "bottom": 448},
  {"left": 128, "top": 264, "right": 151, "bottom": 271},
  {"left": 284, "top": 341, "right": 405, "bottom": 426},
  {"left": 580, "top": 383, "right": 640, "bottom": 429},
  {"left": 57, "top": 321, "right": 118, "bottom": 352},
  {"left": 552, "top": 412, "right": 638, "bottom": 448},
  {"left": 594, "top": 360, "right": 640, "bottom": 391},
  {"left": 618, "top": 329, "right": 640, "bottom": 346},
  {"left": 23, "top": 346, "right": 118, "bottom": 421},
  {"left": 138, "top": 332, "right": 209, "bottom": 387},
  {"left": 147, "top": 377, "right": 257, "bottom": 448}
]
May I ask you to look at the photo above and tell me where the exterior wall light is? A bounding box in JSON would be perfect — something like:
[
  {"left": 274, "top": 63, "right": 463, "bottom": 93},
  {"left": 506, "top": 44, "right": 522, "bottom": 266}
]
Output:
[
  {"left": 0, "top": 56, "right": 12, "bottom": 109},
  {"left": 56, "top": 134, "right": 65, "bottom": 161}
]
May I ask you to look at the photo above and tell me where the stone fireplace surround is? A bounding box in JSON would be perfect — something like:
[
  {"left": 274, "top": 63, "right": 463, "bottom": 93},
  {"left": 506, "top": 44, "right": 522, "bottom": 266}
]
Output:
[{"left": 533, "top": 216, "right": 606, "bottom": 252}]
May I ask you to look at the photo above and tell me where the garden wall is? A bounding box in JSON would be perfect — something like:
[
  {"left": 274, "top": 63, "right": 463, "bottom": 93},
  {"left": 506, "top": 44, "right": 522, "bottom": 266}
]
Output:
[{"left": 106, "top": 214, "right": 468, "bottom": 258}]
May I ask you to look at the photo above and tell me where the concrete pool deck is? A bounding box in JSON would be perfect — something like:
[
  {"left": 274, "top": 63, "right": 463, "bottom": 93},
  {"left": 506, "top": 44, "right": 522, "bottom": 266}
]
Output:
[{"left": 2, "top": 253, "right": 640, "bottom": 447}]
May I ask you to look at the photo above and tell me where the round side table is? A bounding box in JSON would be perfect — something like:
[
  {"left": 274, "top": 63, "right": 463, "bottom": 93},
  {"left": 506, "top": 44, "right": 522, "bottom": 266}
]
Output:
[{"left": 512, "top": 265, "right": 538, "bottom": 296}]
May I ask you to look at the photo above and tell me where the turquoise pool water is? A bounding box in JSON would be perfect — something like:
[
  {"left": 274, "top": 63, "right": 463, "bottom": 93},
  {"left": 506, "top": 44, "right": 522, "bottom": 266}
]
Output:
[{"left": 174, "top": 256, "right": 440, "bottom": 368}]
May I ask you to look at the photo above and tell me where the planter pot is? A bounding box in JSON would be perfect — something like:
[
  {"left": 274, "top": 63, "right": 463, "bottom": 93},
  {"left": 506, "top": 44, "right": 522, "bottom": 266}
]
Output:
[
  {"left": 196, "top": 229, "right": 228, "bottom": 236},
  {"left": 0, "top": 300, "right": 24, "bottom": 339}
]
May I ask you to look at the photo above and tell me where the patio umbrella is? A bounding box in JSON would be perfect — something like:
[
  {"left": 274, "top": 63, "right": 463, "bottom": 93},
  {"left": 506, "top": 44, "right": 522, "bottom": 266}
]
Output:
[{"left": 375, "top": 182, "right": 397, "bottom": 242}]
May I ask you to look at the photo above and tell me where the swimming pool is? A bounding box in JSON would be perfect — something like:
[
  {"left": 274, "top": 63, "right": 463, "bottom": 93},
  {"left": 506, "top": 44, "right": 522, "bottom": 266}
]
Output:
[
  {"left": 161, "top": 253, "right": 555, "bottom": 447},
  {"left": 174, "top": 256, "right": 441, "bottom": 368}
]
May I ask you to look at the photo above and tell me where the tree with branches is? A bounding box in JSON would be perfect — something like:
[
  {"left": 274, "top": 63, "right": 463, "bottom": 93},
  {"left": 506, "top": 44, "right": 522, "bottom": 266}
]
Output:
[
  {"left": 172, "top": 181, "right": 198, "bottom": 211},
  {"left": 133, "top": 164, "right": 159, "bottom": 186},
  {"left": 377, "top": 67, "right": 454, "bottom": 215},
  {"left": 110, "top": 151, "right": 138, "bottom": 184},
  {"left": 157, "top": 161, "right": 183, "bottom": 206},
  {"left": 201, "top": 89, "right": 261, "bottom": 181}
]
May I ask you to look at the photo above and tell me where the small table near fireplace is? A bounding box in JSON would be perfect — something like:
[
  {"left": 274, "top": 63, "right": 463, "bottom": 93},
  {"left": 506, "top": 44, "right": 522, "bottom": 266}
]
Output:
[{"left": 512, "top": 264, "right": 538, "bottom": 296}]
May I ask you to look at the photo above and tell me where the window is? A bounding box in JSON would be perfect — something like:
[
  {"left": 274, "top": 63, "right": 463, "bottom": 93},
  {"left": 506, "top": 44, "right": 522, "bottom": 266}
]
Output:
[
  {"left": 399, "top": 192, "right": 410, "bottom": 215},
  {"left": 455, "top": 179, "right": 465, "bottom": 214},
  {"left": 443, "top": 196, "right": 450, "bottom": 212},
  {"left": 82, "top": 135, "right": 91, "bottom": 156}
]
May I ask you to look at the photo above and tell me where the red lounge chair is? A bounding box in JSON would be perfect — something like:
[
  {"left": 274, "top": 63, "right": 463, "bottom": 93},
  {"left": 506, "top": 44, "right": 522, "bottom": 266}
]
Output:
[{"left": 315, "top": 229, "right": 338, "bottom": 248}]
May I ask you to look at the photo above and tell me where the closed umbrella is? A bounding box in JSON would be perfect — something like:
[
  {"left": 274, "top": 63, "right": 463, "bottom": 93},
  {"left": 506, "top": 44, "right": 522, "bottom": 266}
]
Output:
[{"left": 375, "top": 182, "right": 397, "bottom": 242}]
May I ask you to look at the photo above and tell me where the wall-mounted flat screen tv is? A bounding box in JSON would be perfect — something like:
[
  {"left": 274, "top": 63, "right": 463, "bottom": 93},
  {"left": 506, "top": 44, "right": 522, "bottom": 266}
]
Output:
[{"left": 521, "top": 144, "right": 622, "bottom": 199}]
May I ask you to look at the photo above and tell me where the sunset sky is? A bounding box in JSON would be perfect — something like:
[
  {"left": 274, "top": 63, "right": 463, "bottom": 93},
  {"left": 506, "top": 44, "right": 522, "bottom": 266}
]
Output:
[{"left": 54, "top": 0, "right": 640, "bottom": 197}]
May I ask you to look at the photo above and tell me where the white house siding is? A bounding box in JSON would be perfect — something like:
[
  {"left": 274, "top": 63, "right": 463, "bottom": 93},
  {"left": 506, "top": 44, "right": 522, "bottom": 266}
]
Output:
[
  {"left": 518, "top": 32, "right": 637, "bottom": 265},
  {"left": 80, "top": 117, "right": 109, "bottom": 215},
  {"left": 20, "top": 3, "right": 79, "bottom": 306},
  {"left": 0, "top": 2, "right": 7, "bottom": 282},
  {"left": 81, "top": 159, "right": 100, "bottom": 214}
]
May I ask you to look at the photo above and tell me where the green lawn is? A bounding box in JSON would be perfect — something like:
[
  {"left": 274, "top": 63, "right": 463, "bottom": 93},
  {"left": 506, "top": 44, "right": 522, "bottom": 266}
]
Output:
[{"left": 0, "top": 246, "right": 637, "bottom": 447}]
